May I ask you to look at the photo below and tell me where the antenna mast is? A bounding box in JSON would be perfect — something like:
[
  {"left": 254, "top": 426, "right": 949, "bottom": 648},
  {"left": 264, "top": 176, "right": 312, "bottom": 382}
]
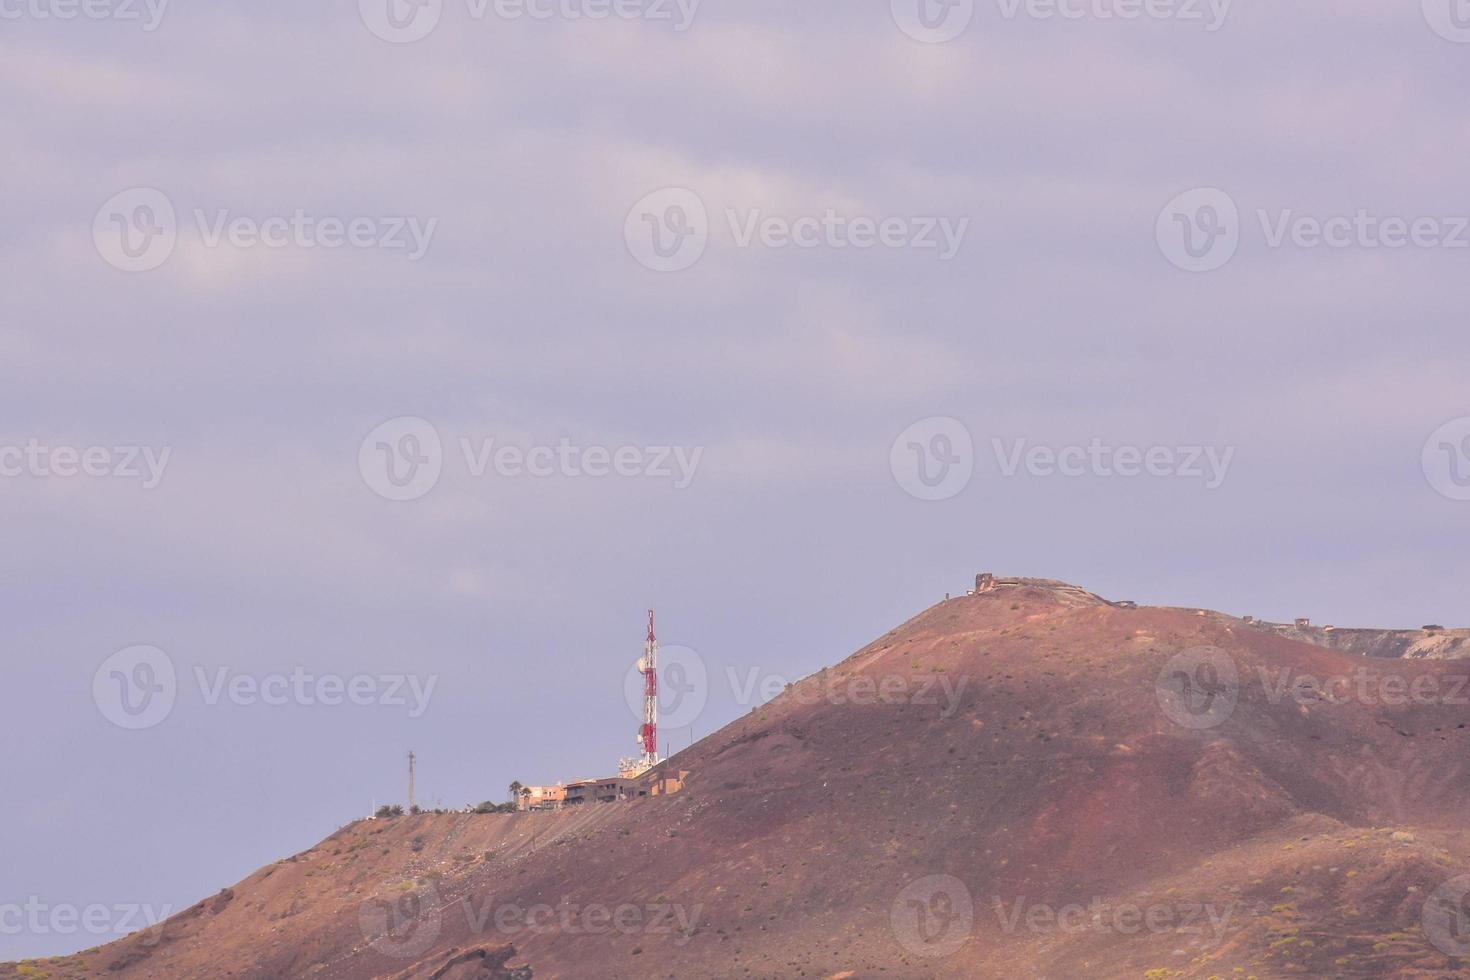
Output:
[
  {"left": 639, "top": 610, "right": 660, "bottom": 770},
  {"left": 408, "top": 750, "right": 416, "bottom": 814}
]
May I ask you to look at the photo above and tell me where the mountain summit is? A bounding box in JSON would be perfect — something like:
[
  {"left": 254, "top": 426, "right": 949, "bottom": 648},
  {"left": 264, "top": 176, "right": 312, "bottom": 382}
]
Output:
[{"left": 12, "top": 580, "right": 1470, "bottom": 979}]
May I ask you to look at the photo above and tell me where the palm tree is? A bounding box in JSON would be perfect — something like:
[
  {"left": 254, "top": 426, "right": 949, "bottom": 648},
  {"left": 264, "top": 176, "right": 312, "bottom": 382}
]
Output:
[{"left": 509, "top": 780, "right": 523, "bottom": 809}]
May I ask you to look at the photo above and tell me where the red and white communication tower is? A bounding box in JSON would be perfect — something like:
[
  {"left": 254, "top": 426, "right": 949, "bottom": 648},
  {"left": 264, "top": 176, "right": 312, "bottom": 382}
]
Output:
[{"left": 636, "top": 609, "right": 660, "bottom": 771}]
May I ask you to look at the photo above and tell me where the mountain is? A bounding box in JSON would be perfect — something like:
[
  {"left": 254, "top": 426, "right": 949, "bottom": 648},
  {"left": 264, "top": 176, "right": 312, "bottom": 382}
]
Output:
[{"left": 9, "top": 578, "right": 1470, "bottom": 979}]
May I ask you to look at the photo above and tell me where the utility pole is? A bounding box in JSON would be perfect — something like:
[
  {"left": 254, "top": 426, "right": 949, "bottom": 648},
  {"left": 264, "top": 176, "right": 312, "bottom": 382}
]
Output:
[{"left": 408, "top": 751, "right": 416, "bottom": 814}]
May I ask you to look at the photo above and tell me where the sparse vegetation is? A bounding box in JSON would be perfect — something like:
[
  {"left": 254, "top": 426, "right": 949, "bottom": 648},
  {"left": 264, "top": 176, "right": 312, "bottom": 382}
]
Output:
[{"left": 474, "top": 800, "right": 517, "bottom": 814}]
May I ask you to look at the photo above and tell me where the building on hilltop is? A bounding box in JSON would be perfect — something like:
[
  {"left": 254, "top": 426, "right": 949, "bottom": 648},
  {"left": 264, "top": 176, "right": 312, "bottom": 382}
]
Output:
[{"left": 518, "top": 784, "right": 566, "bottom": 811}]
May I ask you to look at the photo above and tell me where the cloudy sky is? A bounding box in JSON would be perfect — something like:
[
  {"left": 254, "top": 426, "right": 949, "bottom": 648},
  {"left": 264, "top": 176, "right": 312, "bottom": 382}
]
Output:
[{"left": 2, "top": 0, "right": 1469, "bottom": 961}]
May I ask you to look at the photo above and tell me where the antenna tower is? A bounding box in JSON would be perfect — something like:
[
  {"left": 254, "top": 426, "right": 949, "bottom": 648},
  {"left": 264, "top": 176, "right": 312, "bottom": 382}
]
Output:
[{"left": 638, "top": 610, "right": 660, "bottom": 770}]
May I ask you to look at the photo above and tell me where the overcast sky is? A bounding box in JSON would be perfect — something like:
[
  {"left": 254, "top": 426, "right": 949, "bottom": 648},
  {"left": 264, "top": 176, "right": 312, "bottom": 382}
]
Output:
[{"left": 2, "top": 0, "right": 1469, "bottom": 962}]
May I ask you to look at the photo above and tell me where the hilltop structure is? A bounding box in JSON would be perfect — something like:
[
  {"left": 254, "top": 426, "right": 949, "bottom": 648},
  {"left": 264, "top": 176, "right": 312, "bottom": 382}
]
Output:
[{"left": 516, "top": 610, "right": 687, "bottom": 811}]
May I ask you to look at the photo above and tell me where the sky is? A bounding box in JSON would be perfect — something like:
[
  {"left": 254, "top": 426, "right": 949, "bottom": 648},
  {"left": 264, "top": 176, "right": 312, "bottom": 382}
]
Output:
[{"left": 2, "top": 0, "right": 1469, "bottom": 963}]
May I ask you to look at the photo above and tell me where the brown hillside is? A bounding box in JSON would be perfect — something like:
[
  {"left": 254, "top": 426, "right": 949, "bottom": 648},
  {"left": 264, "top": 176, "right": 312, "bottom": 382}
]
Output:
[{"left": 9, "top": 581, "right": 1470, "bottom": 979}]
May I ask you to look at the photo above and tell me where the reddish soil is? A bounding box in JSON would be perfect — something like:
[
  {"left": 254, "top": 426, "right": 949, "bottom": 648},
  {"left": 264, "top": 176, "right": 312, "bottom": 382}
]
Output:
[{"left": 8, "top": 582, "right": 1470, "bottom": 979}]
